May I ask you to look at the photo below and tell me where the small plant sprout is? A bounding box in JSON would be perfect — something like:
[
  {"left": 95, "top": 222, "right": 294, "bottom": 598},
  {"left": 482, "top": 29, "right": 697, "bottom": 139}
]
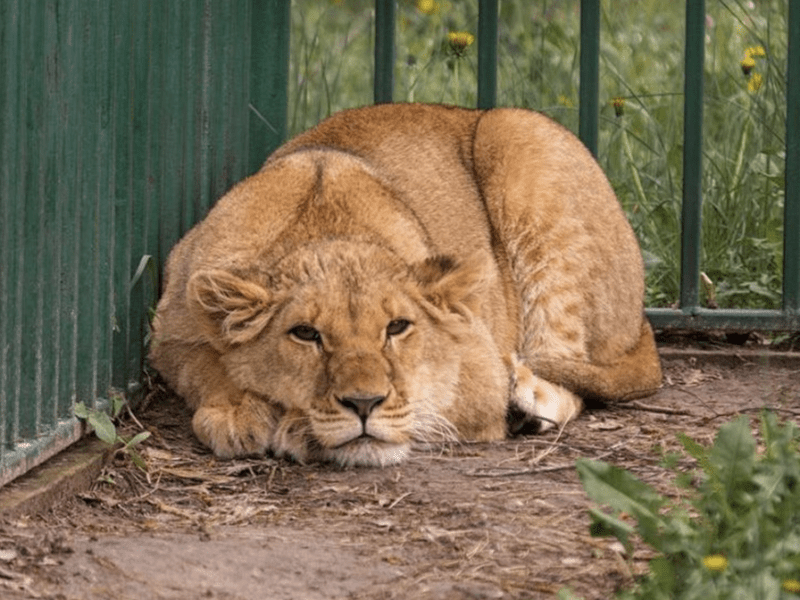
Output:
[{"left": 74, "top": 395, "right": 150, "bottom": 472}]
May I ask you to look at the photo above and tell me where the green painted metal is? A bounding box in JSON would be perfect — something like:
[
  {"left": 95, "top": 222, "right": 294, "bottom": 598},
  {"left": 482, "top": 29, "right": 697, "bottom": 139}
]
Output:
[
  {"left": 0, "top": 0, "right": 289, "bottom": 487},
  {"left": 578, "top": 0, "right": 600, "bottom": 156},
  {"left": 647, "top": 309, "right": 800, "bottom": 332},
  {"left": 680, "top": 0, "right": 705, "bottom": 314},
  {"left": 785, "top": 0, "right": 800, "bottom": 313},
  {"left": 477, "top": 0, "right": 498, "bottom": 109},
  {"left": 374, "top": 0, "right": 395, "bottom": 104},
  {"left": 250, "top": 0, "right": 291, "bottom": 173}
]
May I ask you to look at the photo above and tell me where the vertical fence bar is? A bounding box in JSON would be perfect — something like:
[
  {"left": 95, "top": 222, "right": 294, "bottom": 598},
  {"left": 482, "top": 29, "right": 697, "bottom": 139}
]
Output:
[
  {"left": 57, "top": 2, "right": 80, "bottom": 420},
  {"left": 680, "top": 0, "right": 705, "bottom": 312},
  {"left": 374, "top": 0, "right": 395, "bottom": 104},
  {"left": 157, "top": 3, "right": 185, "bottom": 270},
  {"left": 75, "top": 1, "right": 100, "bottom": 405},
  {"left": 210, "top": 2, "right": 229, "bottom": 192},
  {"left": 477, "top": 0, "right": 498, "bottom": 109},
  {"left": 249, "top": 0, "right": 290, "bottom": 173},
  {"left": 41, "top": 0, "right": 61, "bottom": 428},
  {"left": 127, "top": 0, "right": 154, "bottom": 394},
  {"left": 785, "top": 0, "right": 800, "bottom": 313},
  {"left": 227, "top": 5, "right": 250, "bottom": 187},
  {"left": 19, "top": 0, "right": 43, "bottom": 438},
  {"left": 180, "top": 5, "right": 199, "bottom": 233},
  {"left": 196, "top": 0, "right": 213, "bottom": 217},
  {"left": 95, "top": 0, "right": 115, "bottom": 405},
  {"left": 578, "top": 0, "right": 600, "bottom": 156},
  {"left": 0, "top": 0, "right": 22, "bottom": 462},
  {"left": 5, "top": 0, "right": 24, "bottom": 448},
  {"left": 111, "top": 3, "right": 134, "bottom": 392}
]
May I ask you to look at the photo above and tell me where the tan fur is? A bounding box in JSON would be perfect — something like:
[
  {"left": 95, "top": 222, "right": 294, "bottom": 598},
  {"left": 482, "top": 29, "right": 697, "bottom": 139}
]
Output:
[{"left": 149, "top": 103, "right": 662, "bottom": 467}]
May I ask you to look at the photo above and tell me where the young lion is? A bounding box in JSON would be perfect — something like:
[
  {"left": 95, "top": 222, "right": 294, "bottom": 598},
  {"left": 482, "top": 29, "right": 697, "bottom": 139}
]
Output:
[{"left": 149, "top": 103, "right": 662, "bottom": 467}]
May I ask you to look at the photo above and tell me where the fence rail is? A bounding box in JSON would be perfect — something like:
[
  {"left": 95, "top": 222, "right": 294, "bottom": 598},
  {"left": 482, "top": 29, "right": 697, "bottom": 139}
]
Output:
[{"left": 1, "top": 0, "right": 797, "bottom": 487}]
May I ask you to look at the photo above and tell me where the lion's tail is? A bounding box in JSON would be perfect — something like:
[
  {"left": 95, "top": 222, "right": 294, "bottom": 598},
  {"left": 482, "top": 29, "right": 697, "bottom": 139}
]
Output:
[{"left": 527, "top": 319, "right": 662, "bottom": 402}]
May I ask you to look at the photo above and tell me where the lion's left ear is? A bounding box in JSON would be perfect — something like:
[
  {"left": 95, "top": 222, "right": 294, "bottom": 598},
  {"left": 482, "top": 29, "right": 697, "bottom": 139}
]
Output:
[
  {"left": 187, "top": 269, "right": 277, "bottom": 345},
  {"left": 412, "top": 254, "right": 489, "bottom": 318}
]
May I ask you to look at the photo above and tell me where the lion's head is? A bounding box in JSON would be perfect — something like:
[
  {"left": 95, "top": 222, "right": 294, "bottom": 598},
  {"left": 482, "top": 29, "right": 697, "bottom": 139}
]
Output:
[{"left": 186, "top": 240, "right": 490, "bottom": 467}]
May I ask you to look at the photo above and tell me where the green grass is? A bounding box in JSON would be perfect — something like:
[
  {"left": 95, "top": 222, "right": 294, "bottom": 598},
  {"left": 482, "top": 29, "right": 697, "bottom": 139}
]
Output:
[{"left": 288, "top": 0, "right": 788, "bottom": 310}]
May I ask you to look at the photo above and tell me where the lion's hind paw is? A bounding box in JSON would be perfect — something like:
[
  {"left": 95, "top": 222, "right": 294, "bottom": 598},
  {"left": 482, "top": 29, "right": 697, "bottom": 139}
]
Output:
[{"left": 507, "top": 359, "right": 583, "bottom": 435}]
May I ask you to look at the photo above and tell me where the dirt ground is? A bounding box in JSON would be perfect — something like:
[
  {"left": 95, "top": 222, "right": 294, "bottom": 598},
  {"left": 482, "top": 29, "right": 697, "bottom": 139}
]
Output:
[{"left": 1, "top": 341, "right": 798, "bottom": 600}]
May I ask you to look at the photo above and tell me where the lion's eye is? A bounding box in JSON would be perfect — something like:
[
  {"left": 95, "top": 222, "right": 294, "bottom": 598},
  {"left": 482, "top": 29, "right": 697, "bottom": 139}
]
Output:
[
  {"left": 386, "top": 319, "right": 412, "bottom": 337},
  {"left": 289, "top": 325, "right": 322, "bottom": 344}
]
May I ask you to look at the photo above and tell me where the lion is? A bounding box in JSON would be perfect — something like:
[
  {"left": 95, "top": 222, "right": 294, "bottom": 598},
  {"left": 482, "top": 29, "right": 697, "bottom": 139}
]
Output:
[{"left": 149, "top": 103, "right": 662, "bottom": 467}]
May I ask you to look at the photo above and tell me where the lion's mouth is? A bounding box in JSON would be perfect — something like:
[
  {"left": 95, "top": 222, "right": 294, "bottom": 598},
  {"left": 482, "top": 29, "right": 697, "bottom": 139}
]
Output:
[
  {"left": 331, "top": 433, "right": 383, "bottom": 450},
  {"left": 322, "top": 434, "right": 409, "bottom": 467}
]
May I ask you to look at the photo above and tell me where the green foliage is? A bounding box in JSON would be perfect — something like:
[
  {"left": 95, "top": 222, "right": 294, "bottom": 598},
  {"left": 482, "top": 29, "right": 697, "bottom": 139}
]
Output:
[
  {"left": 575, "top": 413, "right": 800, "bottom": 599},
  {"left": 289, "top": 0, "right": 788, "bottom": 309},
  {"left": 74, "top": 395, "right": 150, "bottom": 472}
]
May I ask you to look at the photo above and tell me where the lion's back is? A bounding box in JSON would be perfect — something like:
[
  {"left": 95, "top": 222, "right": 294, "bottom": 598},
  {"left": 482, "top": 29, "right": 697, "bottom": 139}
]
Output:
[{"left": 269, "top": 104, "right": 496, "bottom": 261}]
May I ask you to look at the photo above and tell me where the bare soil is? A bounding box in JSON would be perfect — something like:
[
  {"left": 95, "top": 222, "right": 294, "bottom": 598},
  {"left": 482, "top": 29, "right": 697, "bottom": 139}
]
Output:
[{"left": 1, "top": 344, "right": 798, "bottom": 600}]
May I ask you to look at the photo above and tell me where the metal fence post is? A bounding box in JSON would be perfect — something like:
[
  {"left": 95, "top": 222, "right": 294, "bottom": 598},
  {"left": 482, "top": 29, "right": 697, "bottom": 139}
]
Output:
[
  {"left": 477, "top": 0, "right": 498, "bottom": 109},
  {"left": 374, "top": 0, "right": 395, "bottom": 104},
  {"left": 578, "top": 0, "right": 600, "bottom": 156},
  {"left": 680, "top": 0, "right": 705, "bottom": 313},
  {"left": 785, "top": 0, "right": 800, "bottom": 313}
]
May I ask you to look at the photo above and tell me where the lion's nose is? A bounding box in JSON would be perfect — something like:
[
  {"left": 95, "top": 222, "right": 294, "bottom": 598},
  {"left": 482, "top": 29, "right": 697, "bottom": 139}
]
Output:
[{"left": 337, "top": 395, "right": 386, "bottom": 423}]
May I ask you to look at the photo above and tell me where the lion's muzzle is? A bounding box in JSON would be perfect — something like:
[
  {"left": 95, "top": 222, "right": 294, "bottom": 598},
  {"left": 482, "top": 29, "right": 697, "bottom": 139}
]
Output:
[
  {"left": 327, "top": 350, "right": 392, "bottom": 410},
  {"left": 336, "top": 394, "right": 387, "bottom": 425}
]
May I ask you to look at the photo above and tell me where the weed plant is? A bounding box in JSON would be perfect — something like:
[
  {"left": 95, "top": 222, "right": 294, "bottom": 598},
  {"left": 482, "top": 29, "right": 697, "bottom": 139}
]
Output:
[
  {"left": 571, "top": 412, "right": 800, "bottom": 599},
  {"left": 74, "top": 395, "right": 150, "bottom": 472},
  {"left": 288, "top": 0, "right": 788, "bottom": 309}
]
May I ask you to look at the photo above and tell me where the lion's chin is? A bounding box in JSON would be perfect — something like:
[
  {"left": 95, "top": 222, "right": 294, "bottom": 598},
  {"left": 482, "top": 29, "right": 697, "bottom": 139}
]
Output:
[{"left": 320, "top": 437, "right": 410, "bottom": 468}]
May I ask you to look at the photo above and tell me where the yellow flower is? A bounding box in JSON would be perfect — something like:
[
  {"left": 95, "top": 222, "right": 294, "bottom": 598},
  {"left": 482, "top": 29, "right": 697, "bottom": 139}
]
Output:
[
  {"left": 784, "top": 579, "right": 800, "bottom": 594},
  {"left": 748, "top": 72, "right": 763, "bottom": 92},
  {"left": 741, "top": 46, "right": 765, "bottom": 76},
  {"left": 612, "top": 96, "right": 625, "bottom": 117},
  {"left": 448, "top": 31, "right": 475, "bottom": 47},
  {"left": 557, "top": 95, "right": 574, "bottom": 108},
  {"left": 416, "top": 0, "right": 439, "bottom": 15},
  {"left": 447, "top": 31, "right": 475, "bottom": 56},
  {"left": 702, "top": 554, "right": 728, "bottom": 572}
]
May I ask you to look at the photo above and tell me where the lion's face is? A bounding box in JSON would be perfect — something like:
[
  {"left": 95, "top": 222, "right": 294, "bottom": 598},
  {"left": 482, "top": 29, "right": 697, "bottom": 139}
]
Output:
[{"left": 188, "top": 241, "right": 487, "bottom": 467}]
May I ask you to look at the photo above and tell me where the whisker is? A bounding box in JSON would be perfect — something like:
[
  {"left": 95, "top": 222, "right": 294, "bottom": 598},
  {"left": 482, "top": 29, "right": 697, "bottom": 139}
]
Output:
[{"left": 410, "top": 410, "right": 459, "bottom": 445}]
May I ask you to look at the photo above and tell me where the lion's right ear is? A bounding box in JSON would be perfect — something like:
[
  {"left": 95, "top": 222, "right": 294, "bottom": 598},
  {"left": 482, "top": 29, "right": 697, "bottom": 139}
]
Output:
[
  {"left": 187, "top": 269, "right": 275, "bottom": 345},
  {"left": 412, "top": 253, "right": 489, "bottom": 320}
]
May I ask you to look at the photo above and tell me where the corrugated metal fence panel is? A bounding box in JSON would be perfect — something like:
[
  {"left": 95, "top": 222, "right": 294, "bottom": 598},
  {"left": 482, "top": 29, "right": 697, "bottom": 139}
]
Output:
[{"left": 0, "top": 0, "right": 286, "bottom": 487}]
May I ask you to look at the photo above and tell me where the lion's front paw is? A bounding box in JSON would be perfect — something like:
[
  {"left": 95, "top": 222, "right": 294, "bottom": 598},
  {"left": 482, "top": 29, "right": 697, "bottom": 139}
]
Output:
[
  {"left": 507, "top": 358, "right": 583, "bottom": 435},
  {"left": 270, "top": 408, "right": 313, "bottom": 464},
  {"left": 192, "top": 393, "right": 279, "bottom": 459}
]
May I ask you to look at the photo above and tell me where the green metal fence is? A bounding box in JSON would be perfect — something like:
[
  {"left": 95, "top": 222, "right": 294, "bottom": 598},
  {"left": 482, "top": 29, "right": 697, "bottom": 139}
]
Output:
[
  {"left": 1, "top": 0, "right": 797, "bottom": 487},
  {"left": 371, "top": 0, "right": 800, "bottom": 332},
  {"left": 0, "top": 0, "right": 289, "bottom": 486}
]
